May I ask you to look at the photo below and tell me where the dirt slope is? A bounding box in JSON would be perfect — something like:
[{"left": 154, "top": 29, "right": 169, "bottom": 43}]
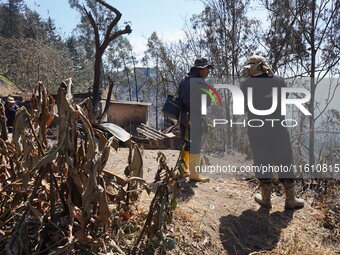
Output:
[{"left": 105, "top": 148, "right": 339, "bottom": 255}]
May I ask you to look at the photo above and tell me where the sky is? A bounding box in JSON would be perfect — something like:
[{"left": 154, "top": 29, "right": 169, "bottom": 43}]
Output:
[
  {"left": 12, "top": 1, "right": 340, "bottom": 118},
  {"left": 24, "top": 0, "right": 207, "bottom": 55}
]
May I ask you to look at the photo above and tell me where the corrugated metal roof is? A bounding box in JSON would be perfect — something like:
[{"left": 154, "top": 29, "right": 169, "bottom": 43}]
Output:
[
  {"left": 102, "top": 100, "right": 152, "bottom": 106},
  {"left": 137, "top": 123, "right": 167, "bottom": 140}
]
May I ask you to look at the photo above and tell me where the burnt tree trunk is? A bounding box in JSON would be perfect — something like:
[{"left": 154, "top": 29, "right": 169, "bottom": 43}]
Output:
[
  {"left": 308, "top": 0, "right": 316, "bottom": 166},
  {"left": 93, "top": 51, "right": 103, "bottom": 114},
  {"left": 83, "top": 0, "right": 132, "bottom": 120}
]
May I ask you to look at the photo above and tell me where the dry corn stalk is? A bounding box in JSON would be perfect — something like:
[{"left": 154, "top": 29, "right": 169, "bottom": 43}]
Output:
[
  {"left": 0, "top": 80, "right": 129, "bottom": 254},
  {"left": 0, "top": 79, "right": 182, "bottom": 255}
]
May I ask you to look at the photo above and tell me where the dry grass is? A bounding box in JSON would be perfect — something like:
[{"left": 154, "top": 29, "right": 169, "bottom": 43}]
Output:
[
  {"left": 271, "top": 233, "right": 337, "bottom": 255},
  {"left": 173, "top": 207, "right": 196, "bottom": 224}
]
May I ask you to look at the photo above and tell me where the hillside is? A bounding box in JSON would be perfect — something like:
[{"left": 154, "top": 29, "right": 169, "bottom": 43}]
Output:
[{"left": 0, "top": 75, "right": 19, "bottom": 96}]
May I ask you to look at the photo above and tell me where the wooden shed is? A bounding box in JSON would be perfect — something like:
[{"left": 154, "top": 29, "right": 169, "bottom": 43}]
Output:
[{"left": 105, "top": 100, "right": 151, "bottom": 134}]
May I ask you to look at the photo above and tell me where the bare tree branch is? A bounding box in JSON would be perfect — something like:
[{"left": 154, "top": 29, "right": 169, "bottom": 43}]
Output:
[
  {"left": 94, "top": 0, "right": 123, "bottom": 43},
  {"left": 83, "top": 6, "right": 100, "bottom": 50},
  {"left": 314, "top": 79, "right": 340, "bottom": 121},
  {"left": 107, "top": 26, "right": 132, "bottom": 46},
  {"left": 315, "top": 1, "right": 338, "bottom": 52}
]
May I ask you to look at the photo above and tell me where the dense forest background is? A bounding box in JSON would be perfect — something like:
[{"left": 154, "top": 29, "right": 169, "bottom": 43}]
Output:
[{"left": 0, "top": 0, "right": 339, "bottom": 166}]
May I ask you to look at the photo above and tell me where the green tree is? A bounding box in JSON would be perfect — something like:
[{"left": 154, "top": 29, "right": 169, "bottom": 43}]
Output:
[
  {"left": 22, "top": 8, "right": 48, "bottom": 40},
  {"left": 144, "top": 32, "right": 189, "bottom": 129},
  {"left": 146, "top": 32, "right": 183, "bottom": 88},
  {"left": 65, "top": 34, "right": 94, "bottom": 92},
  {"left": 0, "top": 0, "right": 25, "bottom": 37},
  {"left": 105, "top": 38, "right": 134, "bottom": 100},
  {"left": 66, "top": 35, "right": 82, "bottom": 69},
  {"left": 44, "top": 17, "right": 63, "bottom": 49}
]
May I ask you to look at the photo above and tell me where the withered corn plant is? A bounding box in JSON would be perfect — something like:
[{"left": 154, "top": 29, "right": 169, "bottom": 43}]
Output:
[
  {"left": 0, "top": 79, "right": 179, "bottom": 255},
  {"left": 132, "top": 152, "right": 181, "bottom": 254}
]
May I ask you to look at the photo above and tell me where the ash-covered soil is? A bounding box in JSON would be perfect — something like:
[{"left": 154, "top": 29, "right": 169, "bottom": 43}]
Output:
[{"left": 105, "top": 148, "right": 339, "bottom": 255}]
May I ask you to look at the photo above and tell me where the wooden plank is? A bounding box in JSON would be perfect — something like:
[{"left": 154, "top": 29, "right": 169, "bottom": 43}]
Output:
[
  {"left": 138, "top": 125, "right": 165, "bottom": 139},
  {"left": 136, "top": 127, "right": 162, "bottom": 140},
  {"left": 140, "top": 123, "right": 167, "bottom": 138}
]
